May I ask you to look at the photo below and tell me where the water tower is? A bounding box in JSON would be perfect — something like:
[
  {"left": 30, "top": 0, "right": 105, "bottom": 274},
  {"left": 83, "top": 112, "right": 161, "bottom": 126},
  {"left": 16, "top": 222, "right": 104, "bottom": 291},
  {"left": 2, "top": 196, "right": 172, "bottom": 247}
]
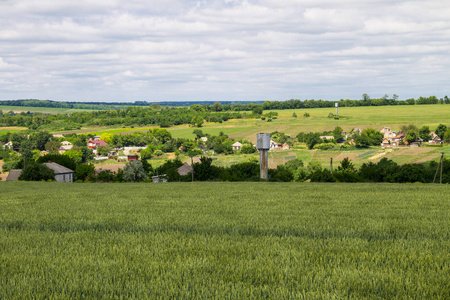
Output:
[{"left": 257, "top": 133, "right": 270, "bottom": 180}]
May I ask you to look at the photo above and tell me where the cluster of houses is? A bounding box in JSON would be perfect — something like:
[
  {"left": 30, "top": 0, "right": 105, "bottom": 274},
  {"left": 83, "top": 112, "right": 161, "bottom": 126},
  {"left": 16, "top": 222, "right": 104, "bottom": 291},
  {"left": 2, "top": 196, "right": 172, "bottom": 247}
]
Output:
[
  {"left": 231, "top": 140, "right": 290, "bottom": 151},
  {"left": 379, "top": 127, "right": 443, "bottom": 149}
]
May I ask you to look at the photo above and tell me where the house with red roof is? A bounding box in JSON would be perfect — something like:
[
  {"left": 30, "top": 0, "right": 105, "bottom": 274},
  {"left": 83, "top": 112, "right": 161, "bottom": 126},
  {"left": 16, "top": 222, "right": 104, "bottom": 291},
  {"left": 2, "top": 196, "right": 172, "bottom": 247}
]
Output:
[{"left": 88, "top": 140, "right": 107, "bottom": 149}]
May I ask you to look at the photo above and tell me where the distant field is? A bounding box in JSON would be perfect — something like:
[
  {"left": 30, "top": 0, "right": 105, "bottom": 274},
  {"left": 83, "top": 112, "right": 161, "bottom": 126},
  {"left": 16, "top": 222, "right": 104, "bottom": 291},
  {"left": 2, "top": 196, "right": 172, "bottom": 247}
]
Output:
[
  {"left": 0, "top": 105, "right": 95, "bottom": 114},
  {"left": 0, "top": 182, "right": 448, "bottom": 298}
]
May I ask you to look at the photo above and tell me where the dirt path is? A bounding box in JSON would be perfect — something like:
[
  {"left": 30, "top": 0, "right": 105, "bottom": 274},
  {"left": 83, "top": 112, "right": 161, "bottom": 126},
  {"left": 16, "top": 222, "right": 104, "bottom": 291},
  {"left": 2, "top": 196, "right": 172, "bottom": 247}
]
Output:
[{"left": 0, "top": 161, "right": 8, "bottom": 181}]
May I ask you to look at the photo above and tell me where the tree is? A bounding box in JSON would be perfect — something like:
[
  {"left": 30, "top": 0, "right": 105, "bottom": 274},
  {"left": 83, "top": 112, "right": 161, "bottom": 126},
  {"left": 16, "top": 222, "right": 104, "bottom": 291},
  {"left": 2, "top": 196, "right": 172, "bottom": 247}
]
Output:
[
  {"left": 362, "top": 93, "right": 370, "bottom": 101},
  {"left": 332, "top": 126, "right": 344, "bottom": 143},
  {"left": 97, "top": 145, "right": 110, "bottom": 156},
  {"left": 435, "top": 124, "right": 447, "bottom": 140},
  {"left": 240, "top": 143, "right": 256, "bottom": 154},
  {"left": 419, "top": 126, "right": 431, "bottom": 141},
  {"left": 193, "top": 129, "right": 204, "bottom": 139},
  {"left": 405, "top": 130, "right": 417, "bottom": 144},
  {"left": 252, "top": 106, "right": 263, "bottom": 115},
  {"left": 19, "top": 162, "right": 54, "bottom": 181},
  {"left": 140, "top": 147, "right": 153, "bottom": 160},
  {"left": 29, "top": 131, "right": 53, "bottom": 151},
  {"left": 123, "top": 160, "right": 148, "bottom": 182},
  {"left": 99, "top": 133, "right": 113, "bottom": 144},
  {"left": 37, "top": 153, "right": 77, "bottom": 171},
  {"left": 74, "top": 164, "right": 95, "bottom": 181},
  {"left": 45, "top": 140, "right": 61, "bottom": 153}
]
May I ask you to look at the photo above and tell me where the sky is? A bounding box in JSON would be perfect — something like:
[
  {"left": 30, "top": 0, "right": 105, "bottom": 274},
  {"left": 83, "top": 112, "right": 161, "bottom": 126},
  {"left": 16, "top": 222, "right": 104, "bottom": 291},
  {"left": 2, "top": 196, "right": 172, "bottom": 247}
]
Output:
[{"left": 0, "top": 0, "right": 449, "bottom": 102}]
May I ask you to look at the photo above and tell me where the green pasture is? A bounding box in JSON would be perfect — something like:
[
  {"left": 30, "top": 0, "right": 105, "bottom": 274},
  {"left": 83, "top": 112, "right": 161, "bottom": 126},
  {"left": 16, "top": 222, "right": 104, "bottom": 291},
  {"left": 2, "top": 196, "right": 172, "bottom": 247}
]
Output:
[
  {"left": 0, "top": 182, "right": 448, "bottom": 299},
  {"left": 0, "top": 105, "right": 94, "bottom": 115}
]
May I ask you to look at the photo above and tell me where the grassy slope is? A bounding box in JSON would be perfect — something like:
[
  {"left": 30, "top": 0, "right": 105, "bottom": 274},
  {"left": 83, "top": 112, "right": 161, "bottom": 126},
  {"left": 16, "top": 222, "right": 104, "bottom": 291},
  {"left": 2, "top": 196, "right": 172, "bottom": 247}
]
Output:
[{"left": 0, "top": 182, "right": 449, "bottom": 298}]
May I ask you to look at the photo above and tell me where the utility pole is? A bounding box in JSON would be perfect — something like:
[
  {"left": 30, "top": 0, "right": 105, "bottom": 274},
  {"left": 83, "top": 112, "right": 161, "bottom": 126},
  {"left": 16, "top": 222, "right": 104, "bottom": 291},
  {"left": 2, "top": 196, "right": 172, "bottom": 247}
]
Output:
[
  {"left": 433, "top": 153, "right": 444, "bottom": 184},
  {"left": 335, "top": 103, "right": 338, "bottom": 117},
  {"left": 330, "top": 157, "right": 333, "bottom": 174}
]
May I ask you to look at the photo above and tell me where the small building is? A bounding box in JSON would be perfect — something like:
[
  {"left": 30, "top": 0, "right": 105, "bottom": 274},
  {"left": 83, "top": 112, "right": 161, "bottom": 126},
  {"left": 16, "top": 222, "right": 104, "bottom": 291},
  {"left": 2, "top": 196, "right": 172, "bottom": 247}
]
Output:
[
  {"left": 43, "top": 162, "right": 74, "bottom": 182},
  {"left": 6, "top": 169, "right": 22, "bottom": 181},
  {"left": 117, "top": 156, "right": 128, "bottom": 162},
  {"left": 381, "top": 138, "right": 391, "bottom": 149},
  {"left": 127, "top": 155, "right": 139, "bottom": 161},
  {"left": 429, "top": 135, "right": 442, "bottom": 145},
  {"left": 200, "top": 137, "right": 208, "bottom": 142},
  {"left": 232, "top": 141, "right": 243, "bottom": 151},
  {"left": 177, "top": 163, "right": 193, "bottom": 176},
  {"left": 58, "top": 141, "right": 73, "bottom": 153},
  {"left": 270, "top": 140, "right": 280, "bottom": 149},
  {"left": 380, "top": 127, "right": 397, "bottom": 139},
  {"left": 4, "top": 141, "right": 13, "bottom": 149},
  {"left": 282, "top": 143, "right": 290, "bottom": 150},
  {"left": 320, "top": 136, "right": 334, "bottom": 141},
  {"left": 352, "top": 128, "right": 363, "bottom": 136},
  {"left": 94, "top": 156, "right": 109, "bottom": 162},
  {"left": 409, "top": 141, "right": 422, "bottom": 147}
]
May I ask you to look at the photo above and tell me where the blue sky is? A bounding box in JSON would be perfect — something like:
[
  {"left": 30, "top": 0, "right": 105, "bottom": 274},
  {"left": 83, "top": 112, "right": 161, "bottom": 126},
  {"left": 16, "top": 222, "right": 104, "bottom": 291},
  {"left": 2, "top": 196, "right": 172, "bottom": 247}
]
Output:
[{"left": 0, "top": 0, "right": 449, "bottom": 102}]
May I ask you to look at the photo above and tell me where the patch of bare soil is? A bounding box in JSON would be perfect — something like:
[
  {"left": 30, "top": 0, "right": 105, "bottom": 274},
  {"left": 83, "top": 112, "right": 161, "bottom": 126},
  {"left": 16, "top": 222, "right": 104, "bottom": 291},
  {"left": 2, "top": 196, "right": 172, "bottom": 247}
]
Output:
[
  {"left": 0, "top": 161, "right": 8, "bottom": 181},
  {"left": 414, "top": 153, "right": 442, "bottom": 164},
  {"left": 335, "top": 152, "right": 359, "bottom": 161},
  {"left": 95, "top": 164, "right": 126, "bottom": 173}
]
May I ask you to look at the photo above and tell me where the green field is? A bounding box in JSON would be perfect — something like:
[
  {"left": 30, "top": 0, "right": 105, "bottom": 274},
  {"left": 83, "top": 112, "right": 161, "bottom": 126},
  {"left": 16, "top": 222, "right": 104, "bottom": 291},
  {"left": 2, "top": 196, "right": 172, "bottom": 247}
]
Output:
[
  {"left": 0, "top": 105, "right": 94, "bottom": 115},
  {"left": 1, "top": 182, "right": 449, "bottom": 298}
]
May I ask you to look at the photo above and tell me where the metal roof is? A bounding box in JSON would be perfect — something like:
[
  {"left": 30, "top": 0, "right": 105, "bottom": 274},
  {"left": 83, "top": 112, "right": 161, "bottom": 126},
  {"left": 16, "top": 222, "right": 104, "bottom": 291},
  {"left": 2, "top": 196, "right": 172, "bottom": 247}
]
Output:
[{"left": 44, "top": 162, "right": 74, "bottom": 174}]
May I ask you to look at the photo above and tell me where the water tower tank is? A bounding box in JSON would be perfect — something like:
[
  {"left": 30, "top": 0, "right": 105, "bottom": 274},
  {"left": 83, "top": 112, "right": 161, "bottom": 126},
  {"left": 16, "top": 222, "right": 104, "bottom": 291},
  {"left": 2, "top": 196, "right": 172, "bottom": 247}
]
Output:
[{"left": 257, "top": 133, "right": 270, "bottom": 150}]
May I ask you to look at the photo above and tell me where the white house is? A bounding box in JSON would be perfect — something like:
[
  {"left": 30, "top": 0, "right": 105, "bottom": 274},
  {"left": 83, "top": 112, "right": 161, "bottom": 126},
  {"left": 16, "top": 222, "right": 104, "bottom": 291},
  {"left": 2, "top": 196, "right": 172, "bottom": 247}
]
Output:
[
  {"left": 232, "top": 141, "right": 242, "bottom": 151},
  {"left": 44, "top": 162, "right": 74, "bottom": 182}
]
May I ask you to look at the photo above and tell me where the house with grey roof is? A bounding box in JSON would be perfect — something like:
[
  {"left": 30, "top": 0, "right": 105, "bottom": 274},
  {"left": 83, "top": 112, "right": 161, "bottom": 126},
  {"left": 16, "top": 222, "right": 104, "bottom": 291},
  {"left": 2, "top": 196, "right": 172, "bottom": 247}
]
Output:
[
  {"left": 44, "top": 162, "right": 74, "bottom": 182},
  {"left": 177, "top": 163, "right": 193, "bottom": 176},
  {"left": 6, "top": 169, "right": 22, "bottom": 181}
]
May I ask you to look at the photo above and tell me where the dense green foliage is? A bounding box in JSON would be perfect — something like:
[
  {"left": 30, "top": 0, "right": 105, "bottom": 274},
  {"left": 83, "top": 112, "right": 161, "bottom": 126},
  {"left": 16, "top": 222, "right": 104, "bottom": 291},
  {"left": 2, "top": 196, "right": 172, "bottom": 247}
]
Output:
[
  {"left": 1, "top": 95, "right": 449, "bottom": 129},
  {"left": 0, "top": 182, "right": 448, "bottom": 298}
]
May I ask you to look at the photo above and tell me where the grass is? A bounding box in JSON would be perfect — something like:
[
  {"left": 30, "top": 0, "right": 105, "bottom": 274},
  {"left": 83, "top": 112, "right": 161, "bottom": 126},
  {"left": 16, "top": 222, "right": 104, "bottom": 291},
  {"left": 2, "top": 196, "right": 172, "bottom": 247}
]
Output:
[{"left": 0, "top": 182, "right": 449, "bottom": 298}]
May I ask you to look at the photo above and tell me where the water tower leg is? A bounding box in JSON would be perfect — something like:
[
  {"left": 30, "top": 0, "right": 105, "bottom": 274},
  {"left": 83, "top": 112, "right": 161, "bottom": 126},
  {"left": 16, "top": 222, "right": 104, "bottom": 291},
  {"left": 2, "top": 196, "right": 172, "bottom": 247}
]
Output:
[{"left": 260, "top": 149, "right": 268, "bottom": 180}]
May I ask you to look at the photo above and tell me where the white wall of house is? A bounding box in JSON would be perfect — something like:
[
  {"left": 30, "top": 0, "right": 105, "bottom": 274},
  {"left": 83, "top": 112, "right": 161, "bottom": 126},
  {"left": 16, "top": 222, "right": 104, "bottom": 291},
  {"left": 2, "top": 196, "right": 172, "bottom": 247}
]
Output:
[{"left": 55, "top": 173, "right": 73, "bottom": 183}]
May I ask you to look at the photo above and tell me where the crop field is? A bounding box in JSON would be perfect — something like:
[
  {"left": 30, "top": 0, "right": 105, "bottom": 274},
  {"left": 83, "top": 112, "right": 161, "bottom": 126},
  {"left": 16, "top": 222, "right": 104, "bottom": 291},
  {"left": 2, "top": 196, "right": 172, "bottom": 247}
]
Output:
[{"left": 0, "top": 182, "right": 449, "bottom": 299}]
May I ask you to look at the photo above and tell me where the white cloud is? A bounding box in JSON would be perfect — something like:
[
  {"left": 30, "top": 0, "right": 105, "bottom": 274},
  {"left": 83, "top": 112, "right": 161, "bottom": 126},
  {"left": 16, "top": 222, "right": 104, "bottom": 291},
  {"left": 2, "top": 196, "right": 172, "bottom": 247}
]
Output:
[{"left": 0, "top": 0, "right": 449, "bottom": 101}]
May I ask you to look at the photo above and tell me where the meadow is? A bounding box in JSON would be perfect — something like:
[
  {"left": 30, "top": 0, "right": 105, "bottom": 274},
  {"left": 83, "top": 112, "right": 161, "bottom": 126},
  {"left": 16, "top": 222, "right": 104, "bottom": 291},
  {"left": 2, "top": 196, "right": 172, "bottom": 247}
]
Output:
[{"left": 1, "top": 182, "right": 449, "bottom": 299}]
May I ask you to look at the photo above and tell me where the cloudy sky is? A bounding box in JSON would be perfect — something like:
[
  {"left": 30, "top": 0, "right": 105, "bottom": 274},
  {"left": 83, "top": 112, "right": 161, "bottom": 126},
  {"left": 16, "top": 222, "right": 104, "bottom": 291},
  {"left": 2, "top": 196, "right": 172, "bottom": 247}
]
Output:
[{"left": 0, "top": 0, "right": 449, "bottom": 102}]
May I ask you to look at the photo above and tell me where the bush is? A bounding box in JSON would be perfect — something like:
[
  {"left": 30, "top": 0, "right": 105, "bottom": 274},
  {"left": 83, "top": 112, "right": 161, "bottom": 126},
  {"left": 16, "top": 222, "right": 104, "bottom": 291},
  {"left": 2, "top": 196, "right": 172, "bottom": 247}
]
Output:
[{"left": 19, "top": 162, "right": 54, "bottom": 181}]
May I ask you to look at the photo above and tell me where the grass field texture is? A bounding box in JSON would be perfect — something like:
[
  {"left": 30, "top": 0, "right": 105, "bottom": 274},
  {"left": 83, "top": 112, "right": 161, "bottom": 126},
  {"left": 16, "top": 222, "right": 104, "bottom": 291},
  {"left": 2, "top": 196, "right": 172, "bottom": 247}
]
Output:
[{"left": 1, "top": 182, "right": 449, "bottom": 299}]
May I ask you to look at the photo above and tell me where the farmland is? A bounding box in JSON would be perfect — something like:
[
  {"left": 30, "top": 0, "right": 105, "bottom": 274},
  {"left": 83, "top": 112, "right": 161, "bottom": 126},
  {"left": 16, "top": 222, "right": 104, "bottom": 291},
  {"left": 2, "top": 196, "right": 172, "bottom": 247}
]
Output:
[{"left": 1, "top": 182, "right": 449, "bottom": 298}]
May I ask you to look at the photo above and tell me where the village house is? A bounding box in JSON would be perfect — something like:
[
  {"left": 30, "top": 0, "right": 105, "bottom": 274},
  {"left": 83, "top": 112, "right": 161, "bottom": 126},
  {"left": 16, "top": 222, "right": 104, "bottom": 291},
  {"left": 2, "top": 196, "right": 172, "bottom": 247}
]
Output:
[
  {"left": 6, "top": 169, "right": 22, "bottom": 181},
  {"left": 320, "top": 135, "right": 334, "bottom": 141},
  {"left": 200, "top": 137, "right": 208, "bottom": 142},
  {"left": 44, "top": 162, "right": 74, "bottom": 182},
  {"left": 282, "top": 143, "right": 290, "bottom": 150},
  {"left": 177, "top": 163, "right": 193, "bottom": 176},
  {"left": 429, "top": 135, "right": 443, "bottom": 145},
  {"left": 270, "top": 140, "right": 281, "bottom": 149},
  {"left": 4, "top": 141, "right": 13, "bottom": 149},
  {"left": 232, "top": 141, "right": 242, "bottom": 151},
  {"left": 381, "top": 138, "right": 391, "bottom": 149},
  {"left": 88, "top": 139, "right": 107, "bottom": 150},
  {"left": 391, "top": 133, "right": 405, "bottom": 147},
  {"left": 380, "top": 127, "right": 397, "bottom": 139},
  {"left": 58, "top": 141, "right": 73, "bottom": 153}
]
